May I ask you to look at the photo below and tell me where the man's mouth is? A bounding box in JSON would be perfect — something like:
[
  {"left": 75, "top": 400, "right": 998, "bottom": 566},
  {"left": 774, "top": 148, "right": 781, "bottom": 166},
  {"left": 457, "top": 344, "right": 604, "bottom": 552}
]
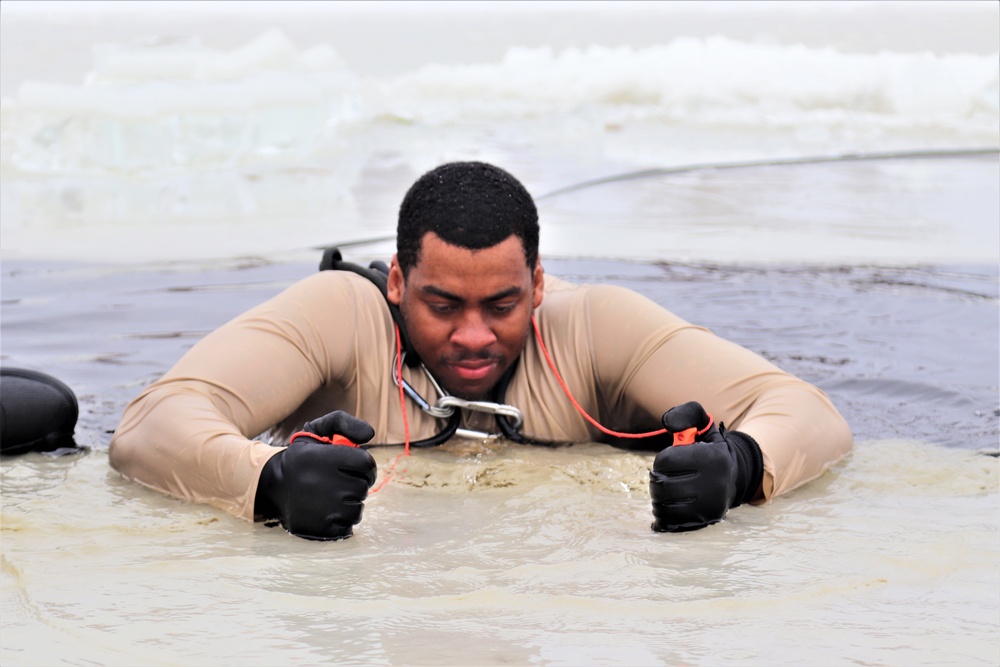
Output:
[
  {"left": 450, "top": 359, "right": 499, "bottom": 381},
  {"left": 441, "top": 350, "right": 505, "bottom": 385}
]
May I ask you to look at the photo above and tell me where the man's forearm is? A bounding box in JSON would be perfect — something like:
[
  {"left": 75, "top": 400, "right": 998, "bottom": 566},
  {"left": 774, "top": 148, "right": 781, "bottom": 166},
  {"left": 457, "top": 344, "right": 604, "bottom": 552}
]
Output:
[
  {"left": 109, "top": 384, "right": 280, "bottom": 521},
  {"left": 736, "top": 381, "right": 853, "bottom": 501}
]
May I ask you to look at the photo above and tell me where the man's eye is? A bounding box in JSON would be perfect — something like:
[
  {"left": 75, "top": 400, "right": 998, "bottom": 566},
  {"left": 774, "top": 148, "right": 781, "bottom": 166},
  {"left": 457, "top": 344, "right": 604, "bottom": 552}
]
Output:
[
  {"left": 490, "top": 302, "right": 517, "bottom": 315},
  {"left": 428, "top": 302, "right": 458, "bottom": 314}
]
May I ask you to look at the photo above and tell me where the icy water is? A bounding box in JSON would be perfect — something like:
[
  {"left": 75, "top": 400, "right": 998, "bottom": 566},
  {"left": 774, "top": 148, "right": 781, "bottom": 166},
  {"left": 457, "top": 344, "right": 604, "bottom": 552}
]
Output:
[
  {"left": 2, "top": 2, "right": 999, "bottom": 666},
  {"left": 3, "top": 233, "right": 998, "bottom": 666}
]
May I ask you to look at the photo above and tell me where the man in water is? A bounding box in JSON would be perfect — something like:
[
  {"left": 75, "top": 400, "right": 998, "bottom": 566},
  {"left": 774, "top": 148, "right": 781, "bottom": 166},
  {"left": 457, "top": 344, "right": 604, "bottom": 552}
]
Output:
[{"left": 109, "top": 162, "right": 852, "bottom": 540}]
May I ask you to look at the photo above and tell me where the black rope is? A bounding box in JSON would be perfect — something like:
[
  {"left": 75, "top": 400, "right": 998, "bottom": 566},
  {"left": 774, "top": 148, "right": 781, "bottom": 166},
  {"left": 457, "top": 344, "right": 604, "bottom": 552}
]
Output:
[
  {"left": 311, "top": 147, "right": 999, "bottom": 254},
  {"left": 534, "top": 147, "right": 1000, "bottom": 202}
]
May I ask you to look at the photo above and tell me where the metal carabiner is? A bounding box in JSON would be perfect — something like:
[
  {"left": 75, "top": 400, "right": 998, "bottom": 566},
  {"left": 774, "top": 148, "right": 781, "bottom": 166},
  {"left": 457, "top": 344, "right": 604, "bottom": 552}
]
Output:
[
  {"left": 392, "top": 352, "right": 525, "bottom": 436},
  {"left": 392, "top": 353, "right": 454, "bottom": 419},
  {"left": 435, "top": 395, "right": 524, "bottom": 430}
]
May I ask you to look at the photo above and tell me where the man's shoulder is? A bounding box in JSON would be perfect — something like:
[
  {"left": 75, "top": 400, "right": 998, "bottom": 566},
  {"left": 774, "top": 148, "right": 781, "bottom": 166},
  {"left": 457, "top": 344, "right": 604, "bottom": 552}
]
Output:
[
  {"left": 278, "top": 270, "right": 388, "bottom": 312},
  {"left": 542, "top": 275, "right": 654, "bottom": 311},
  {"left": 542, "top": 274, "right": 606, "bottom": 298},
  {"left": 542, "top": 274, "right": 577, "bottom": 294},
  {"left": 301, "top": 269, "right": 385, "bottom": 293}
]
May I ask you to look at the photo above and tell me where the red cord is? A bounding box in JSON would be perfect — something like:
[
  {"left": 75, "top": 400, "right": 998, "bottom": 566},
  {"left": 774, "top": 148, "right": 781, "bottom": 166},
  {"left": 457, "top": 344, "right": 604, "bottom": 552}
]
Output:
[
  {"left": 373, "top": 315, "right": 696, "bottom": 494},
  {"left": 288, "top": 432, "right": 357, "bottom": 446},
  {"left": 532, "top": 315, "right": 669, "bottom": 440},
  {"left": 396, "top": 323, "right": 411, "bottom": 455},
  {"left": 370, "top": 324, "right": 410, "bottom": 494}
]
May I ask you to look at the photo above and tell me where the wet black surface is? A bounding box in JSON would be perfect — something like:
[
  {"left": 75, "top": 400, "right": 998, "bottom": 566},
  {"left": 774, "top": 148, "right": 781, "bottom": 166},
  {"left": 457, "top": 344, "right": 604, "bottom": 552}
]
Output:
[
  {"left": 1, "top": 256, "right": 997, "bottom": 452},
  {"left": 566, "top": 260, "right": 999, "bottom": 452}
]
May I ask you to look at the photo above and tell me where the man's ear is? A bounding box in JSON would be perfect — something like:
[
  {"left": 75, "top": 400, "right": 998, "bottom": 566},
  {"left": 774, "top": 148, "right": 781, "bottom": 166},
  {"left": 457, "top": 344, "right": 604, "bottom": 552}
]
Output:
[
  {"left": 532, "top": 256, "right": 545, "bottom": 309},
  {"left": 387, "top": 255, "right": 404, "bottom": 306}
]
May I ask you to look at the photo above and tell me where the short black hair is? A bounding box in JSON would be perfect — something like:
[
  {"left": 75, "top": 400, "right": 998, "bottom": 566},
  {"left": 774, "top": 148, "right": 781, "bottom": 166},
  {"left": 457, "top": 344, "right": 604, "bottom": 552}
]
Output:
[{"left": 396, "top": 162, "right": 539, "bottom": 276}]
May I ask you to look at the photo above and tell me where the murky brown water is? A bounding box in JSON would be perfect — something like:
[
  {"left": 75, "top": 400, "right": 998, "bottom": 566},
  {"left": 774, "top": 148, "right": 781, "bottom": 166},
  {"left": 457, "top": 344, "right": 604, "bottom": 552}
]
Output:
[{"left": 2, "top": 438, "right": 997, "bottom": 666}]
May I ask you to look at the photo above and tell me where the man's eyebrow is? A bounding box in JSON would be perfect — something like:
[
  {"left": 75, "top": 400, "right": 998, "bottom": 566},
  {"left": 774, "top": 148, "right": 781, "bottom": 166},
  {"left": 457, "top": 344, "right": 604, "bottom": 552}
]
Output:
[
  {"left": 420, "top": 285, "right": 524, "bottom": 304},
  {"left": 421, "top": 285, "right": 463, "bottom": 302},
  {"left": 483, "top": 286, "right": 523, "bottom": 302}
]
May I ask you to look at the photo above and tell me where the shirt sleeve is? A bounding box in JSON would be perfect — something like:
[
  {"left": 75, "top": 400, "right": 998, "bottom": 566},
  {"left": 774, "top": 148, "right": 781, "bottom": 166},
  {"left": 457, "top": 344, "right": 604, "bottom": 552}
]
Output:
[
  {"left": 585, "top": 283, "right": 853, "bottom": 501},
  {"left": 108, "top": 272, "right": 387, "bottom": 521}
]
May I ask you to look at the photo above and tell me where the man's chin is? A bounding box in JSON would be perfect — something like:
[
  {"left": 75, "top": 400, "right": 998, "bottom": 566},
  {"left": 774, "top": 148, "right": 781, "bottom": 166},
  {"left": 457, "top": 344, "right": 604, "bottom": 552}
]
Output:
[{"left": 440, "top": 377, "right": 496, "bottom": 401}]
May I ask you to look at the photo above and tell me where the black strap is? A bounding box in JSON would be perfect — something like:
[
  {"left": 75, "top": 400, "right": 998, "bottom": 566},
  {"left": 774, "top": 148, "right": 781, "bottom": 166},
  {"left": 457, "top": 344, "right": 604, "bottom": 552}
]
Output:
[
  {"left": 491, "top": 359, "right": 525, "bottom": 443},
  {"left": 319, "top": 247, "right": 421, "bottom": 368}
]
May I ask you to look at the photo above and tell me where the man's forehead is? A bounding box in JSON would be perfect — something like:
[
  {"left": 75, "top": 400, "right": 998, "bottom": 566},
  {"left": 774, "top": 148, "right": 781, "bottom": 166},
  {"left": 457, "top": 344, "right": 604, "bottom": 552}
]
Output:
[
  {"left": 403, "top": 233, "right": 534, "bottom": 297},
  {"left": 413, "top": 231, "right": 526, "bottom": 263}
]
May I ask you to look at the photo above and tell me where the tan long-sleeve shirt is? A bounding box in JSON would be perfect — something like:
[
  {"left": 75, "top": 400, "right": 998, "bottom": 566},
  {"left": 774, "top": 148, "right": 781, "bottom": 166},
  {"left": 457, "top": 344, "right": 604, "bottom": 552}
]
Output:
[{"left": 109, "top": 271, "right": 853, "bottom": 521}]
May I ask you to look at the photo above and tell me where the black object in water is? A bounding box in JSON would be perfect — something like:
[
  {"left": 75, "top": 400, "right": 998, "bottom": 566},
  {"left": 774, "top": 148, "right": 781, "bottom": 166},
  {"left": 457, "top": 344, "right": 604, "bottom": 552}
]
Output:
[{"left": 0, "top": 367, "right": 80, "bottom": 456}]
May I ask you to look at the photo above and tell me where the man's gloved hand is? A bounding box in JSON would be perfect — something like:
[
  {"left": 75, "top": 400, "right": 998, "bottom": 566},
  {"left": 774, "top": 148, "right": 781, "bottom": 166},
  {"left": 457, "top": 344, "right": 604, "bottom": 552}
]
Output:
[
  {"left": 255, "top": 411, "right": 377, "bottom": 541},
  {"left": 649, "top": 401, "right": 764, "bottom": 533}
]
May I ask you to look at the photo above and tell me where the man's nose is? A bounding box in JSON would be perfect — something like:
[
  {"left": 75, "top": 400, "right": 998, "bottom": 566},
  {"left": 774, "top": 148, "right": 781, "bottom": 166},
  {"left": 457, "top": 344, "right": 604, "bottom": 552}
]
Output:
[{"left": 450, "top": 311, "right": 497, "bottom": 351}]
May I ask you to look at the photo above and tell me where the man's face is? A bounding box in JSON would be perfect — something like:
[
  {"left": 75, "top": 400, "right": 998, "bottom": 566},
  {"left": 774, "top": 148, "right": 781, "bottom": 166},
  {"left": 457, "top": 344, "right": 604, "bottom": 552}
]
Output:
[{"left": 387, "top": 232, "right": 544, "bottom": 399}]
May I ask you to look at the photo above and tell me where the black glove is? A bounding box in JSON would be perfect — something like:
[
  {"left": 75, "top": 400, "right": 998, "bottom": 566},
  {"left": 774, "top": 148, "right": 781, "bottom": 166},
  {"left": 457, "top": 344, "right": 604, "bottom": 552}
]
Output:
[
  {"left": 255, "top": 411, "right": 377, "bottom": 541},
  {"left": 649, "top": 401, "right": 763, "bottom": 533}
]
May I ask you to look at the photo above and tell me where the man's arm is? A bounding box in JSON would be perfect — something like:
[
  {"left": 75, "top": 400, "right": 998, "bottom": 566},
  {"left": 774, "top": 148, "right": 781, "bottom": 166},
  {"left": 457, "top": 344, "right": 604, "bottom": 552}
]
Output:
[
  {"left": 109, "top": 384, "right": 282, "bottom": 519},
  {"left": 109, "top": 272, "right": 393, "bottom": 521},
  {"left": 586, "top": 284, "right": 853, "bottom": 502}
]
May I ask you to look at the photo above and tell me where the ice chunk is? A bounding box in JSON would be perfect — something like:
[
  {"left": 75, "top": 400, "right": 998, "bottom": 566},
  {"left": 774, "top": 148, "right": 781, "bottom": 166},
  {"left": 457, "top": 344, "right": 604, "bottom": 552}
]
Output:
[
  {"left": 6, "top": 31, "right": 358, "bottom": 174},
  {"left": 89, "top": 37, "right": 208, "bottom": 84},
  {"left": 193, "top": 29, "right": 301, "bottom": 80}
]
